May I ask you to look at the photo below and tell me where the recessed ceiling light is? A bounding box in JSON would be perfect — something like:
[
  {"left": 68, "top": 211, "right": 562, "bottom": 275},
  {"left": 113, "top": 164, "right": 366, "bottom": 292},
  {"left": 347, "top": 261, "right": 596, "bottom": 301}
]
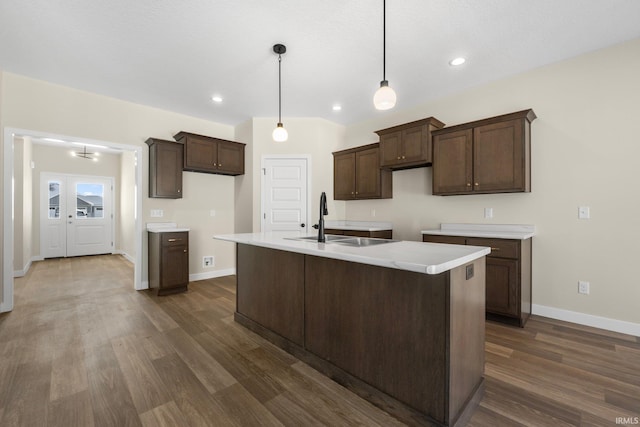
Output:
[
  {"left": 211, "top": 95, "right": 223, "bottom": 103},
  {"left": 449, "top": 57, "right": 466, "bottom": 66},
  {"left": 332, "top": 105, "right": 342, "bottom": 111}
]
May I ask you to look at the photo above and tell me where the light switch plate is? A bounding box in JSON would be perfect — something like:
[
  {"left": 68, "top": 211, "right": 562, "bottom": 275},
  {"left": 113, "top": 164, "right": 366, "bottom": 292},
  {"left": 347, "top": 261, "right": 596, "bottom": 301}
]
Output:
[{"left": 150, "top": 209, "right": 163, "bottom": 218}]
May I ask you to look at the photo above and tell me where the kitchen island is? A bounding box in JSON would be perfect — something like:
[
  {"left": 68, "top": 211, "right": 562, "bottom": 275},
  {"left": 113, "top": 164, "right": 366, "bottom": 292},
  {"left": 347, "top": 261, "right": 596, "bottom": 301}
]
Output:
[{"left": 214, "top": 232, "right": 490, "bottom": 426}]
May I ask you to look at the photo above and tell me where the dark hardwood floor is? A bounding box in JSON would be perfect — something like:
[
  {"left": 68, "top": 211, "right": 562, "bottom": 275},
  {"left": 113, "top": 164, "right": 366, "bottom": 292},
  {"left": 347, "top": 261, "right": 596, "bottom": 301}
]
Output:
[{"left": 0, "top": 255, "right": 638, "bottom": 426}]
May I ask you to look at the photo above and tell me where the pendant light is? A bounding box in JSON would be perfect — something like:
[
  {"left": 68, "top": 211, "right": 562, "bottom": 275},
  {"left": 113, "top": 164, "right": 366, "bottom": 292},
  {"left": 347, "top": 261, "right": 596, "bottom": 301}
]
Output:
[
  {"left": 373, "top": 0, "right": 396, "bottom": 110},
  {"left": 272, "top": 44, "right": 288, "bottom": 142}
]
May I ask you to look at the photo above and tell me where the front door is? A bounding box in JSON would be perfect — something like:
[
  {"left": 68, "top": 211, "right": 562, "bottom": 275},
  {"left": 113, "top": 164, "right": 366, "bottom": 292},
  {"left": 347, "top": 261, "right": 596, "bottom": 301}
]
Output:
[
  {"left": 41, "top": 173, "right": 114, "bottom": 258},
  {"left": 262, "top": 157, "right": 309, "bottom": 232}
]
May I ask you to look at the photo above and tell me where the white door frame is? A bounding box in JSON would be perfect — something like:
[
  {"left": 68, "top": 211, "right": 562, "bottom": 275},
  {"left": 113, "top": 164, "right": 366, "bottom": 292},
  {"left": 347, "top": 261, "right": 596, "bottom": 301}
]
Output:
[
  {"left": 260, "top": 154, "right": 311, "bottom": 232},
  {"left": 2, "top": 127, "right": 144, "bottom": 313}
]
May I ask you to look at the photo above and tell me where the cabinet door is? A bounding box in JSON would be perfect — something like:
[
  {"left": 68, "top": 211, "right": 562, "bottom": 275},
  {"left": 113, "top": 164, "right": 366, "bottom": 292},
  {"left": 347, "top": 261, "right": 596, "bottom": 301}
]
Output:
[
  {"left": 150, "top": 141, "right": 183, "bottom": 198},
  {"left": 160, "top": 232, "right": 189, "bottom": 289},
  {"left": 184, "top": 136, "right": 217, "bottom": 173},
  {"left": 379, "top": 131, "right": 402, "bottom": 167},
  {"left": 485, "top": 257, "right": 519, "bottom": 317},
  {"left": 355, "top": 147, "right": 381, "bottom": 199},
  {"left": 473, "top": 118, "right": 525, "bottom": 192},
  {"left": 334, "top": 152, "right": 356, "bottom": 200},
  {"left": 401, "top": 125, "right": 429, "bottom": 164},
  {"left": 432, "top": 129, "right": 473, "bottom": 195},
  {"left": 217, "top": 141, "right": 245, "bottom": 175}
]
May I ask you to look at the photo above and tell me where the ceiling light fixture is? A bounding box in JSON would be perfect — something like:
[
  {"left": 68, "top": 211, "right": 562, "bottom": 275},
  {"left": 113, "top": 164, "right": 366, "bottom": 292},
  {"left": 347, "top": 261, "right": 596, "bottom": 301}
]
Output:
[
  {"left": 449, "top": 57, "right": 466, "bottom": 66},
  {"left": 272, "top": 43, "right": 288, "bottom": 142},
  {"left": 212, "top": 95, "right": 223, "bottom": 103},
  {"left": 332, "top": 105, "right": 342, "bottom": 111},
  {"left": 373, "top": 0, "right": 396, "bottom": 110},
  {"left": 71, "top": 145, "right": 98, "bottom": 161}
]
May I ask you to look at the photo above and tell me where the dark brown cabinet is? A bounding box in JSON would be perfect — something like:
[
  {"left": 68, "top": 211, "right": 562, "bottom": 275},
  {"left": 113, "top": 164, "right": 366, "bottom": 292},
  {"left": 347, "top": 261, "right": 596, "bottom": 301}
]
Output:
[
  {"left": 148, "top": 231, "right": 189, "bottom": 295},
  {"left": 375, "top": 117, "right": 445, "bottom": 170},
  {"left": 333, "top": 143, "right": 392, "bottom": 200},
  {"left": 324, "top": 228, "right": 393, "bottom": 239},
  {"left": 145, "top": 138, "right": 183, "bottom": 198},
  {"left": 423, "top": 234, "right": 531, "bottom": 327},
  {"left": 432, "top": 109, "right": 536, "bottom": 195},
  {"left": 173, "top": 131, "right": 245, "bottom": 176}
]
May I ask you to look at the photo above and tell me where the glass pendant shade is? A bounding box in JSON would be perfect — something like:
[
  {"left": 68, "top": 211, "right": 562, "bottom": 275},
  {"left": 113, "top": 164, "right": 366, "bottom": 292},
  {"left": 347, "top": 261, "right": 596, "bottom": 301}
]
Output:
[
  {"left": 374, "top": 80, "right": 396, "bottom": 110},
  {"left": 272, "top": 123, "right": 288, "bottom": 142}
]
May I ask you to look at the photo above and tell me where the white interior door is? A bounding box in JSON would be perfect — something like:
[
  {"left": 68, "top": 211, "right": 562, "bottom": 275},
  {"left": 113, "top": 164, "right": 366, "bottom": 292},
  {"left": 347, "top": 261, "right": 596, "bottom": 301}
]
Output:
[
  {"left": 262, "top": 157, "right": 309, "bottom": 232},
  {"left": 41, "top": 173, "right": 114, "bottom": 258}
]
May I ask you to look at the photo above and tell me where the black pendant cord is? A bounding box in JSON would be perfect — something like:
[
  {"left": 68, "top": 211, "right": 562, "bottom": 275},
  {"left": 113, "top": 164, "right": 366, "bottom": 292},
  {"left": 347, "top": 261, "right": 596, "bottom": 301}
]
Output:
[
  {"left": 382, "top": 0, "right": 386, "bottom": 82},
  {"left": 278, "top": 54, "right": 282, "bottom": 124}
]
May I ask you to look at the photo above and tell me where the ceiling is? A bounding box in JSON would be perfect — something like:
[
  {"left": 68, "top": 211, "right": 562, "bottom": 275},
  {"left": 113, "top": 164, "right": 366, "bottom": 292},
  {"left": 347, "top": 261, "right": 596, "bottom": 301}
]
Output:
[{"left": 1, "top": 0, "right": 639, "bottom": 127}]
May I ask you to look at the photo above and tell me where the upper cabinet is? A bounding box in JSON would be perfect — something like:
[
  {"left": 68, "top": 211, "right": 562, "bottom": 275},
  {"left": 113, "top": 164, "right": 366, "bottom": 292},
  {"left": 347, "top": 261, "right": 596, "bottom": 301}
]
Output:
[
  {"left": 145, "top": 138, "right": 184, "bottom": 199},
  {"left": 333, "top": 143, "right": 392, "bottom": 200},
  {"left": 432, "top": 109, "right": 536, "bottom": 195},
  {"left": 375, "top": 117, "right": 445, "bottom": 170},
  {"left": 173, "top": 131, "right": 245, "bottom": 176}
]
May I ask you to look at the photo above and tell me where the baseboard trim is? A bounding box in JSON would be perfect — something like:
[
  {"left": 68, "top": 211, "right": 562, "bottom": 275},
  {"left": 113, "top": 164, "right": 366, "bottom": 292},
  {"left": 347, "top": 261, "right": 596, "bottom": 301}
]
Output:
[
  {"left": 532, "top": 304, "right": 640, "bottom": 337},
  {"left": 115, "top": 250, "right": 135, "bottom": 264},
  {"left": 189, "top": 268, "right": 236, "bottom": 282},
  {"left": 13, "top": 260, "right": 31, "bottom": 278}
]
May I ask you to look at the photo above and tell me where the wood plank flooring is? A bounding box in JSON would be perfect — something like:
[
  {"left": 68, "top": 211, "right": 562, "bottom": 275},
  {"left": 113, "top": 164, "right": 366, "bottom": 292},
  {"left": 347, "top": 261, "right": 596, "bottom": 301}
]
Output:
[{"left": 1, "top": 254, "right": 638, "bottom": 426}]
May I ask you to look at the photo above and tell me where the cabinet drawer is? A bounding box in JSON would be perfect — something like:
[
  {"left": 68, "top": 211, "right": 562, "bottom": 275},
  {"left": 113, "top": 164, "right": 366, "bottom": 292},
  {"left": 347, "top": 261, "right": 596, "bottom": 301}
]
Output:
[
  {"left": 161, "top": 232, "right": 188, "bottom": 246},
  {"left": 466, "top": 237, "right": 519, "bottom": 259},
  {"left": 422, "top": 235, "right": 466, "bottom": 245}
]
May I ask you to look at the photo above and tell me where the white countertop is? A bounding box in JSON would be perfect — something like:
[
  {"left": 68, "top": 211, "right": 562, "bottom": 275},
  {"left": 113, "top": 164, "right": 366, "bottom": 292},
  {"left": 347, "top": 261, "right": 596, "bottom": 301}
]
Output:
[
  {"left": 324, "top": 220, "right": 393, "bottom": 232},
  {"left": 146, "top": 222, "right": 191, "bottom": 233},
  {"left": 214, "top": 231, "right": 489, "bottom": 275},
  {"left": 421, "top": 223, "right": 535, "bottom": 240}
]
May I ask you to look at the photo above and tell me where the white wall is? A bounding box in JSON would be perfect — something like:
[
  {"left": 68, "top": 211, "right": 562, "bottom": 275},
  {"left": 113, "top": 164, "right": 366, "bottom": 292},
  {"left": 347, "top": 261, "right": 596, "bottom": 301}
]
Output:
[
  {"left": 0, "top": 72, "right": 238, "bottom": 285},
  {"left": 342, "top": 38, "right": 640, "bottom": 326}
]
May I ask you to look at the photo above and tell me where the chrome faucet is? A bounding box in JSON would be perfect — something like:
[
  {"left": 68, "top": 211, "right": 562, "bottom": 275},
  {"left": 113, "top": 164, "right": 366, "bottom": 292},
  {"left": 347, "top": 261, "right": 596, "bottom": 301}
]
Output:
[{"left": 318, "top": 191, "right": 328, "bottom": 242}]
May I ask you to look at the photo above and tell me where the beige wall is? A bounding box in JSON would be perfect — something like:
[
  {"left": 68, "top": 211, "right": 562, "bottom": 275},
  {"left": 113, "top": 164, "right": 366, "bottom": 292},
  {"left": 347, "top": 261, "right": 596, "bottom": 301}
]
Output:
[
  {"left": 1, "top": 72, "right": 238, "bottom": 284},
  {"left": 119, "top": 151, "right": 137, "bottom": 259},
  {"left": 13, "top": 137, "right": 33, "bottom": 273},
  {"left": 342, "top": 38, "right": 640, "bottom": 325},
  {"left": 243, "top": 117, "right": 346, "bottom": 233}
]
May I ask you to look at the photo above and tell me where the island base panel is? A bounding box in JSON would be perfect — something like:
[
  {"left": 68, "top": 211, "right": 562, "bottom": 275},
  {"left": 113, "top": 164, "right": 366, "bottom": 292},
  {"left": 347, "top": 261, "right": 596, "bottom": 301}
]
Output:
[{"left": 234, "top": 244, "right": 485, "bottom": 426}]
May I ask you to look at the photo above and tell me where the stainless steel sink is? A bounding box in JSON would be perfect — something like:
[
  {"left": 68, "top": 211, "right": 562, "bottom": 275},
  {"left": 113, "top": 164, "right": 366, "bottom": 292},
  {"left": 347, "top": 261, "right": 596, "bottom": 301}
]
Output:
[
  {"left": 332, "top": 237, "right": 397, "bottom": 247},
  {"left": 284, "top": 234, "right": 351, "bottom": 242},
  {"left": 285, "top": 235, "right": 396, "bottom": 247}
]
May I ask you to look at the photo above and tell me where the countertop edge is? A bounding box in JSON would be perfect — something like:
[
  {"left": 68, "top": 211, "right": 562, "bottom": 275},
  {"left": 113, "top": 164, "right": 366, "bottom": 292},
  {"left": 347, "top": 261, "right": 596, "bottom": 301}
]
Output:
[{"left": 215, "top": 233, "right": 489, "bottom": 275}]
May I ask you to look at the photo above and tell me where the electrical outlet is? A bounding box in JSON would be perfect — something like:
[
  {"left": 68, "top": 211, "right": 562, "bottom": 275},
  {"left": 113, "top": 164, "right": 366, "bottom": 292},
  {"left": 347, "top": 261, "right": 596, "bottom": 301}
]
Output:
[
  {"left": 371, "top": 209, "right": 376, "bottom": 217},
  {"left": 578, "top": 206, "right": 590, "bottom": 219},
  {"left": 578, "top": 281, "right": 590, "bottom": 295},
  {"left": 484, "top": 208, "right": 493, "bottom": 219},
  {"left": 203, "top": 256, "right": 214, "bottom": 268},
  {"left": 210, "top": 210, "right": 216, "bottom": 217}
]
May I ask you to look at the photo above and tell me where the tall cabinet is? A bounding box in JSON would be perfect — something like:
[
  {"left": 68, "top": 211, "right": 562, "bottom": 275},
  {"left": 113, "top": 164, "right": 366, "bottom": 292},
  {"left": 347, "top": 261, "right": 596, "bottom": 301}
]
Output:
[{"left": 145, "top": 138, "right": 183, "bottom": 198}]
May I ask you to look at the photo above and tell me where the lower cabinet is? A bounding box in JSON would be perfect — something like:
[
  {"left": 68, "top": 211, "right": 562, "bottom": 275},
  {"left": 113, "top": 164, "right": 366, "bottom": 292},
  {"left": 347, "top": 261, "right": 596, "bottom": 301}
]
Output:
[
  {"left": 324, "top": 228, "right": 393, "bottom": 239},
  {"left": 148, "top": 231, "right": 189, "bottom": 295},
  {"left": 423, "top": 234, "right": 531, "bottom": 326}
]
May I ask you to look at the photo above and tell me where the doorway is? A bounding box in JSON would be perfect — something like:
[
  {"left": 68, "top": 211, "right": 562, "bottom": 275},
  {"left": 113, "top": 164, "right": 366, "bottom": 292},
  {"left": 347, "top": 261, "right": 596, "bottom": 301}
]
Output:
[
  {"left": 2, "top": 127, "right": 144, "bottom": 313},
  {"left": 41, "top": 173, "right": 114, "bottom": 258},
  {"left": 261, "top": 156, "right": 310, "bottom": 232}
]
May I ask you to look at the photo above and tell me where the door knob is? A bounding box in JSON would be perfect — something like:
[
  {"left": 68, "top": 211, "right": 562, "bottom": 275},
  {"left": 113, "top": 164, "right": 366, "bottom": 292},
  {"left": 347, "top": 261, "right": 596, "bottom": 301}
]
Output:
[{"left": 300, "top": 223, "right": 306, "bottom": 228}]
